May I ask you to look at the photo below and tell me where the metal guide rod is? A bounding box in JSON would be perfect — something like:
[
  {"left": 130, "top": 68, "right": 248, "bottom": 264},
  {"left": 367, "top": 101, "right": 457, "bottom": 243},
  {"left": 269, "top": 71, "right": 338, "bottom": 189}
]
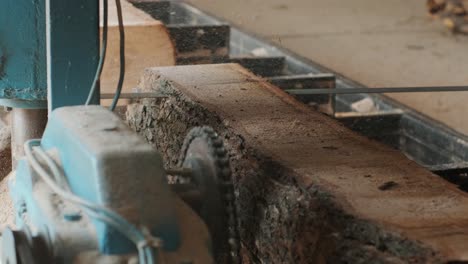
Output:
[
  {"left": 101, "top": 86, "right": 468, "bottom": 99},
  {"left": 286, "top": 86, "right": 468, "bottom": 95},
  {"left": 101, "top": 93, "right": 168, "bottom": 99}
]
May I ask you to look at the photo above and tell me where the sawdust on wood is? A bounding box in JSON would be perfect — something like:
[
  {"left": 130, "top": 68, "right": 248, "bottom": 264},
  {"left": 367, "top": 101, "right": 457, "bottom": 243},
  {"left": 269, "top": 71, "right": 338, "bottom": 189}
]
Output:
[
  {"left": 0, "top": 112, "right": 11, "bottom": 181},
  {"left": 427, "top": 0, "right": 468, "bottom": 34},
  {"left": 0, "top": 173, "right": 14, "bottom": 229},
  {"left": 0, "top": 110, "right": 13, "bottom": 228}
]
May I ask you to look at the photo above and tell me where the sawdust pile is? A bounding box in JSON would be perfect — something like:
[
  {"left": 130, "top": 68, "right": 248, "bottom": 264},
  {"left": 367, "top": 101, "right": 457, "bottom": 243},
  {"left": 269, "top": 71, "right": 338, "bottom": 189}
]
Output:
[
  {"left": 0, "top": 111, "right": 13, "bottom": 229},
  {"left": 0, "top": 173, "right": 14, "bottom": 229},
  {"left": 427, "top": 0, "right": 468, "bottom": 34},
  {"left": 0, "top": 116, "right": 11, "bottom": 180}
]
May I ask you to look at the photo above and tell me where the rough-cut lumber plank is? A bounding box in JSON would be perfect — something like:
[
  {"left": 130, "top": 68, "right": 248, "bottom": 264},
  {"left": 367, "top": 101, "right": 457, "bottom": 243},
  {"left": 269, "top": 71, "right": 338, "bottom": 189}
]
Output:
[
  {"left": 169, "top": 25, "right": 231, "bottom": 65},
  {"left": 126, "top": 63, "right": 468, "bottom": 263},
  {"left": 127, "top": 0, "right": 171, "bottom": 24},
  {"left": 128, "top": 1, "right": 231, "bottom": 64},
  {"left": 100, "top": 0, "right": 176, "bottom": 105}
]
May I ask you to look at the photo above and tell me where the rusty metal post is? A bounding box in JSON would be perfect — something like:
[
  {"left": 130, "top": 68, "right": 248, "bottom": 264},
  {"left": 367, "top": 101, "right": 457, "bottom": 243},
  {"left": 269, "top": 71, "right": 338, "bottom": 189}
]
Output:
[{"left": 10, "top": 109, "right": 48, "bottom": 168}]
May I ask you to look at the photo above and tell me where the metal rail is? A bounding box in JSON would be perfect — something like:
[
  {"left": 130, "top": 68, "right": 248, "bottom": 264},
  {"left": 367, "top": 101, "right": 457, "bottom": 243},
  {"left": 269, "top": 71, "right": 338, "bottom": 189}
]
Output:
[
  {"left": 286, "top": 86, "right": 468, "bottom": 95},
  {"left": 101, "top": 93, "right": 168, "bottom": 99},
  {"left": 101, "top": 86, "right": 468, "bottom": 99}
]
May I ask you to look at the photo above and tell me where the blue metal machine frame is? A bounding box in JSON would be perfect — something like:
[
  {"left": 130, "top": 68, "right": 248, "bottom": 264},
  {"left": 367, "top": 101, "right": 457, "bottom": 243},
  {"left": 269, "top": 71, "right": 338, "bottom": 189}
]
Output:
[
  {"left": 0, "top": 0, "right": 47, "bottom": 108},
  {"left": 46, "top": 0, "right": 100, "bottom": 110},
  {"left": 0, "top": 0, "right": 100, "bottom": 109}
]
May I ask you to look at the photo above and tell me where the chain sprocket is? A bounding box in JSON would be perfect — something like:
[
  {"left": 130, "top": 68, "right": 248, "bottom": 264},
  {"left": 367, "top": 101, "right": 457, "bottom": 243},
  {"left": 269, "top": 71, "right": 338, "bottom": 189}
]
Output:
[{"left": 177, "top": 126, "right": 240, "bottom": 264}]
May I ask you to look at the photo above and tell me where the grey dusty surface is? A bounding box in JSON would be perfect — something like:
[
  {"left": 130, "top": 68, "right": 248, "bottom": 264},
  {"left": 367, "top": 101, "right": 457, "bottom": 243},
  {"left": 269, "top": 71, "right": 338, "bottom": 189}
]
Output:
[
  {"left": 187, "top": 0, "right": 468, "bottom": 135},
  {"left": 126, "top": 64, "right": 468, "bottom": 263}
]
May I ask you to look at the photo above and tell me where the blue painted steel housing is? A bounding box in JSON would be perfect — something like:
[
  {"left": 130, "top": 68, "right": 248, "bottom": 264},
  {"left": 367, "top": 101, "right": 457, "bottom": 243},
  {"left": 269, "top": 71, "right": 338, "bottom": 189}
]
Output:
[
  {"left": 46, "top": 0, "right": 100, "bottom": 109},
  {"left": 10, "top": 106, "right": 182, "bottom": 255},
  {"left": 0, "top": 0, "right": 100, "bottom": 109},
  {"left": 0, "top": 0, "right": 47, "bottom": 107}
]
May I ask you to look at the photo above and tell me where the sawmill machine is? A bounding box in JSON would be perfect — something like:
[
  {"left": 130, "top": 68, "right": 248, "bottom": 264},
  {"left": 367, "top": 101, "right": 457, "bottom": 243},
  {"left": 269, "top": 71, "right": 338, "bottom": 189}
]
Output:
[{"left": 0, "top": 0, "right": 239, "bottom": 263}]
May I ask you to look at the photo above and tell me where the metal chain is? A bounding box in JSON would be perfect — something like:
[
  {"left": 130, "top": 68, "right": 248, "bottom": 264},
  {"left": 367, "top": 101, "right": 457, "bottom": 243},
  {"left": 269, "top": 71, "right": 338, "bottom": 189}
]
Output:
[{"left": 178, "top": 127, "right": 241, "bottom": 264}]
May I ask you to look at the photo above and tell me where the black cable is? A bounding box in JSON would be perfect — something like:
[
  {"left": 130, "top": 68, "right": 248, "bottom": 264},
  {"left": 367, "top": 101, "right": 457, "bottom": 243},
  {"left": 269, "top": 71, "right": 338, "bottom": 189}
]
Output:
[
  {"left": 109, "top": 0, "right": 126, "bottom": 111},
  {"left": 86, "top": 0, "right": 108, "bottom": 105}
]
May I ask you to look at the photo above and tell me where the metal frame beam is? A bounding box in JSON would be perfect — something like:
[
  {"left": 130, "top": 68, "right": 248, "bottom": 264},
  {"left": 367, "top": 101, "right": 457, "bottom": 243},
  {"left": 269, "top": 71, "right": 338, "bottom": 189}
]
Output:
[
  {"left": 46, "top": 0, "right": 100, "bottom": 111},
  {"left": 0, "top": 0, "right": 47, "bottom": 108}
]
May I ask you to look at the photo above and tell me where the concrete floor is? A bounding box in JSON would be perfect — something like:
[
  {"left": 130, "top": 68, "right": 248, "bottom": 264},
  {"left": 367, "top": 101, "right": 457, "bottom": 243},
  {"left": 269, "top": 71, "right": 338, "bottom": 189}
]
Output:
[{"left": 187, "top": 0, "right": 468, "bottom": 135}]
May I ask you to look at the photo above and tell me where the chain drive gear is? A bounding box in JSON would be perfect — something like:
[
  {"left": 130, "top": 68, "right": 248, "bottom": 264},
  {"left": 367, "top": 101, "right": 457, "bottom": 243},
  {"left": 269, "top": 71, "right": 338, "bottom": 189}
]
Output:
[{"left": 177, "top": 126, "right": 241, "bottom": 264}]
